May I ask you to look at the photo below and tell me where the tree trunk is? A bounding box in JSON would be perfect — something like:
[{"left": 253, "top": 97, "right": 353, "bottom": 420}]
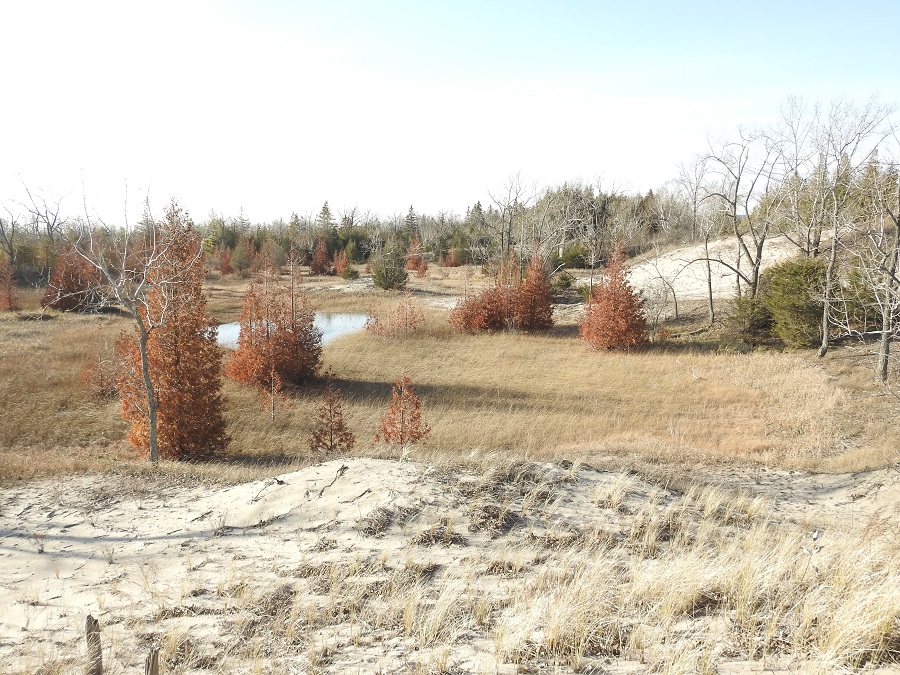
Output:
[
  {"left": 137, "top": 322, "right": 160, "bottom": 464},
  {"left": 704, "top": 235, "right": 715, "bottom": 324},
  {"left": 818, "top": 233, "right": 839, "bottom": 358},
  {"left": 876, "top": 224, "right": 899, "bottom": 383}
]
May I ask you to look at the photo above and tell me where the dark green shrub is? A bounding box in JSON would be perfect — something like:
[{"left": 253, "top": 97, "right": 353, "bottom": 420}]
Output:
[
  {"left": 724, "top": 295, "right": 773, "bottom": 345},
  {"left": 373, "top": 242, "right": 408, "bottom": 290},
  {"left": 760, "top": 257, "right": 826, "bottom": 348}
]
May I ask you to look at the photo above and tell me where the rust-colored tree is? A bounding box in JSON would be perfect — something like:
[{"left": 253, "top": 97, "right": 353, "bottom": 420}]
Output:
[
  {"left": 42, "top": 244, "right": 101, "bottom": 311},
  {"left": 218, "top": 246, "right": 233, "bottom": 275},
  {"left": 450, "top": 250, "right": 553, "bottom": 332},
  {"left": 375, "top": 373, "right": 430, "bottom": 447},
  {"left": 406, "top": 235, "right": 428, "bottom": 277},
  {"left": 579, "top": 243, "right": 649, "bottom": 350},
  {"left": 333, "top": 249, "right": 350, "bottom": 277},
  {"left": 310, "top": 239, "right": 331, "bottom": 275},
  {"left": 225, "top": 269, "right": 322, "bottom": 409},
  {"left": 116, "top": 203, "right": 229, "bottom": 460},
  {"left": 0, "top": 254, "right": 18, "bottom": 311},
  {"left": 365, "top": 294, "right": 425, "bottom": 338},
  {"left": 512, "top": 253, "right": 554, "bottom": 331},
  {"left": 309, "top": 375, "right": 355, "bottom": 456}
]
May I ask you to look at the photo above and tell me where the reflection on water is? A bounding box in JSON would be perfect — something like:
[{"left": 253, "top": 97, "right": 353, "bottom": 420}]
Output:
[{"left": 216, "top": 313, "right": 368, "bottom": 349}]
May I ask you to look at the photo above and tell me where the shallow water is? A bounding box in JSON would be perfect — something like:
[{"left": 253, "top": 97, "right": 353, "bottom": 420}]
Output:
[{"left": 216, "top": 313, "right": 368, "bottom": 348}]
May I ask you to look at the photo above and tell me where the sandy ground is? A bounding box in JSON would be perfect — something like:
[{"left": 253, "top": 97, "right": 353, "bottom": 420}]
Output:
[
  {"left": 625, "top": 234, "right": 800, "bottom": 302},
  {"left": 1, "top": 457, "right": 898, "bottom": 673}
]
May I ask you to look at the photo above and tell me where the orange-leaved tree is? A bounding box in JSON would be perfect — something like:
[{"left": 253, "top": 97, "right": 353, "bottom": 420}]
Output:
[
  {"left": 225, "top": 266, "right": 322, "bottom": 407},
  {"left": 512, "top": 252, "right": 554, "bottom": 331},
  {"left": 579, "top": 242, "right": 648, "bottom": 350},
  {"left": 310, "top": 239, "right": 331, "bottom": 275},
  {"left": 450, "top": 250, "right": 553, "bottom": 332},
  {"left": 42, "top": 243, "right": 102, "bottom": 311},
  {"left": 116, "top": 202, "right": 229, "bottom": 460},
  {"left": 309, "top": 374, "right": 355, "bottom": 456},
  {"left": 375, "top": 373, "right": 430, "bottom": 447}
]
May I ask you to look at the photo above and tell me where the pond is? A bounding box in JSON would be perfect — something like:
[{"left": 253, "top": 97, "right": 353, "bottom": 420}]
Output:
[{"left": 216, "top": 313, "right": 368, "bottom": 349}]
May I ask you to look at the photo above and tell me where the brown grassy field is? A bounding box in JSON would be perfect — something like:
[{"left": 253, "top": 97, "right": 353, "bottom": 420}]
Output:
[
  {"left": 2, "top": 270, "right": 899, "bottom": 674},
  {"left": 0, "top": 268, "right": 897, "bottom": 483}
]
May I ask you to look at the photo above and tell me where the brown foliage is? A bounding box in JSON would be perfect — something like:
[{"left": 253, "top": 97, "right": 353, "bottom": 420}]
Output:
[
  {"left": 406, "top": 235, "right": 427, "bottom": 277},
  {"left": 219, "top": 247, "right": 233, "bottom": 275},
  {"left": 309, "top": 376, "right": 355, "bottom": 456},
  {"left": 310, "top": 239, "right": 331, "bottom": 275},
  {"left": 333, "top": 249, "right": 350, "bottom": 277},
  {"left": 579, "top": 243, "right": 649, "bottom": 351},
  {"left": 365, "top": 294, "right": 425, "bottom": 339},
  {"left": 375, "top": 373, "right": 430, "bottom": 447},
  {"left": 449, "top": 284, "right": 512, "bottom": 332},
  {"left": 116, "top": 203, "right": 229, "bottom": 460},
  {"left": 450, "top": 251, "right": 553, "bottom": 332},
  {"left": 0, "top": 255, "right": 18, "bottom": 311},
  {"left": 42, "top": 244, "right": 101, "bottom": 311},
  {"left": 512, "top": 254, "right": 554, "bottom": 331},
  {"left": 225, "top": 273, "right": 322, "bottom": 394},
  {"left": 443, "top": 249, "right": 461, "bottom": 267}
]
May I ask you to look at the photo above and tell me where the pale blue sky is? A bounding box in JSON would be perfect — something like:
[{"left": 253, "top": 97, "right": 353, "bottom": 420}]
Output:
[{"left": 2, "top": 0, "right": 898, "bottom": 223}]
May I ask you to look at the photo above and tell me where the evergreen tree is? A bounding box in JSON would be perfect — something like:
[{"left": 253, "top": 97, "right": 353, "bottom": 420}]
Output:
[
  {"left": 579, "top": 243, "right": 648, "bottom": 350},
  {"left": 226, "top": 268, "right": 322, "bottom": 397},
  {"left": 309, "top": 375, "right": 355, "bottom": 456},
  {"left": 513, "top": 253, "right": 554, "bottom": 331},
  {"left": 375, "top": 373, "right": 429, "bottom": 446},
  {"left": 0, "top": 254, "right": 19, "bottom": 311},
  {"left": 116, "top": 203, "right": 229, "bottom": 460}
]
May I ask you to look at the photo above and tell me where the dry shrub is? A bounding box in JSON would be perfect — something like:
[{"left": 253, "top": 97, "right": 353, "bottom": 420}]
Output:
[
  {"left": 450, "top": 252, "right": 552, "bottom": 332},
  {"left": 366, "top": 295, "right": 425, "bottom": 338},
  {"left": 79, "top": 339, "right": 119, "bottom": 399},
  {"left": 41, "top": 244, "right": 101, "bottom": 311},
  {"left": 333, "top": 249, "right": 350, "bottom": 277}
]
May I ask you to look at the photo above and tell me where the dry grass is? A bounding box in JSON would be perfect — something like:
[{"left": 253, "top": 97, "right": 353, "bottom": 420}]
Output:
[
  {"left": 1, "top": 270, "right": 898, "bottom": 484},
  {"left": 8, "top": 459, "right": 898, "bottom": 673}
]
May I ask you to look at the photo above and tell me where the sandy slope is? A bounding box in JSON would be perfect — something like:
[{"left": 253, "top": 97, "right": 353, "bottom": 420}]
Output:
[
  {"left": 1, "top": 458, "right": 898, "bottom": 673},
  {"left": 625, "top": 234, "right": 800, "bottom": 301}
]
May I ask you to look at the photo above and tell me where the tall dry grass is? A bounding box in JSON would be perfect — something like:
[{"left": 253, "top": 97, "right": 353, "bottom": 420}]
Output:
[{"left": 2, "top": 275, "right": 897, "bottom": 482}]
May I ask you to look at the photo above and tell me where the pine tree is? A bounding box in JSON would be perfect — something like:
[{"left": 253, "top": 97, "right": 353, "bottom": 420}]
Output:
[
  {"left": 310, "top": 239, "right": 331, "bottom": 275},
  {"left": 226, "top": 268, "right": 322, "bottom": 397},
  {"left": 512, "top": 253, "right": 554, "bottom": 331},
  {"left": 309, "top": 375, "right": 355, "bottom": 456},
  {"left": 579, "top": 243, "right": 648, "bottom": 350},
  {"left": 375, "top": 373, "right": 430, "bottom": 446},
  {"left": 116, "top": 202, "right": 229, "bottom": 460}
]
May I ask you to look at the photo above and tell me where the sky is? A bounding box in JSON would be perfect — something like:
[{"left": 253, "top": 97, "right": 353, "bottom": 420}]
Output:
[{"left": 2, "top": 0, "right": 899, "bottom": 225}]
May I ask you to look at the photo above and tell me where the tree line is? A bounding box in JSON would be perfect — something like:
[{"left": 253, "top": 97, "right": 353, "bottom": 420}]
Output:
[{"left": 2, "top": 96, "right": 899, "bottom": 381}]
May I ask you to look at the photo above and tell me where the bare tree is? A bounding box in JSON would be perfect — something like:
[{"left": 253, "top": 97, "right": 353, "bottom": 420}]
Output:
[
  {"left": 846, "top": 152, "right": 900, "bottom": 383},
  {"left": 677, "top": 157, "right": 721, "bottom": 323},
  {"left": 703, "top": 129, "right": 785, "bottom": 298},
  {"left": 22, "top": 184, "right": 66, "bottom": 246},
  {"left": 67, "top": 199, "right": 206, "bottom": 463}
]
